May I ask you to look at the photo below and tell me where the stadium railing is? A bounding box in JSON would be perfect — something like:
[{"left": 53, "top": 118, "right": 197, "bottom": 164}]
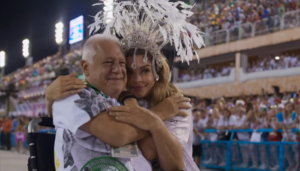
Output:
[
  {"left": 200, "top": 128, "right": 299, "bottom": 171},
  {"left": 203, "top": 9, "right": 300, "bottom": 47}
]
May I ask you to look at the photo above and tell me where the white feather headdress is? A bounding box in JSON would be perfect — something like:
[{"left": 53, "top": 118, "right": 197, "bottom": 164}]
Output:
[{"left": 89, "top": 0, "right": 205, "bottom": 81}]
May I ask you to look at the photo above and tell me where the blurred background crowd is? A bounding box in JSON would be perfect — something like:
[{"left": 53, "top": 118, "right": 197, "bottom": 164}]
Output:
[{"left": 0, "top": 0, "right": 300, "bottom": 170}]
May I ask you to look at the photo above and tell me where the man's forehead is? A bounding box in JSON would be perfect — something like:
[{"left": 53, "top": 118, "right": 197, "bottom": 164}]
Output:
[{"left": 94, "top": 40, "right": 125, "bottom": 60}]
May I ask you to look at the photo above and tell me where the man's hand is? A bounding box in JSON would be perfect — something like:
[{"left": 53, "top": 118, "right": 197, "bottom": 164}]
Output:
[
  {"left": 151, "top": 93, "right": 191, "bottom": 120},
  {"left": 108, "top": 100, "right": 161, "bottom": 131},
  {"left": 45, "top": 72, "right": 86, "bottom": 101}
]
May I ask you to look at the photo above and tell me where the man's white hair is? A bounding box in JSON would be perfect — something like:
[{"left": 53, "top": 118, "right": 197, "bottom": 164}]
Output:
[{"left": 82, "top": 34, "right": 121, "bottom": 64}]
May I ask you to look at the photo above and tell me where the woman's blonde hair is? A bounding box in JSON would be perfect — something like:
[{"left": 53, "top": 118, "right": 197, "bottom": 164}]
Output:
[{"left": 126, "top": 49, "right": 180, "bottom": 107}]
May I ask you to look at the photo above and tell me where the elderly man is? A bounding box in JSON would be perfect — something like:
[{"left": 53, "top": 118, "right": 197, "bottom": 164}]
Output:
[{"left": 51, "top": 34, "right": 190, "bottom": 171}]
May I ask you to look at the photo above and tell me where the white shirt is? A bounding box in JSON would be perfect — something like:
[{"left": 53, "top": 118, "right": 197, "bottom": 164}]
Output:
[
  {"left": 284, "top": 56, "right": 291, "bottom": 68},
  {"left": 199, "top": 116, "right": 209, "bottom": 128},
  {"left": 229, "top": 114, "right": 237, "bottom": 126},
  {"left": 164, "top": 109, "right": 200, "bottom": 171},
  {"left": 283, "top": 112, "right": 297, "bottom": 141},
  {"left": 208, "top": 118, "right": 219, "bottom": 141},
  {"left": 53, "top": 87, "right": 135, "bottom": 171},
  {"left": 193, "top": 120, "right": 203, "bottom": 145},
  {"left": 290, "top": 57, "right": 298, "bottom": 67},
  {"left": 234, "top": 115, "right": 250, "bottom": 141},
  {"left": 218, "top": 115, "right": 229, "bottom": 128},
  {"left": 221, "top": 67, "right": 229, "bottom": 75},
  {"left": 181, "top": 74, "right": 191, "bottom": 82}
]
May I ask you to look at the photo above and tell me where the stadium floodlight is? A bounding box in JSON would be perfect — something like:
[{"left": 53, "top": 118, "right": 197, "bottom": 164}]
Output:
[
  {"left": 104, "top": 0, "right": 114, "bottom": 23},
  {"left": 275, "top": 56, "right": 280, "bottom": 60},
  {"left": 55, "top": 22, "right": 64, "bottom": 44},
  {"left": 22, "top": 39, "right": 30, "bottom": 58},
  {"left": 0, "top": 51, "right": 5, "bottom": 68}
]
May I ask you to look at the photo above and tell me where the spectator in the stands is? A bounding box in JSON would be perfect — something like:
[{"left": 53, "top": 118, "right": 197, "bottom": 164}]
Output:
[
  {"left": 181, "top": 70, "right": 191, "bottom": 82},
  {"left": 1, "top": 116, "right": 12, "bottom": 150},
  {"left": 235, "top": 107, "right": 250, "bottom": 168},
  {"left": 192, "top": 109, "right": 204, "bottom": 167},
  {"left": 0, "top": 117, "right": 4, "bottom": 149},
  {"left": 203, "top": 66, "right": 215, "bottom": 79}
]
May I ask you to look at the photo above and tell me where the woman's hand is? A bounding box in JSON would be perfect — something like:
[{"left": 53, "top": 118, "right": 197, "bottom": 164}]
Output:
[
  {"left": 150, "top": 93, "right": 191, "bottom": 121},
  {"left": 108, "top": 100, "right": 161, "bottom": 131},
  {"left": 45, "top": 72, "right": 86, "bottom": 101}
]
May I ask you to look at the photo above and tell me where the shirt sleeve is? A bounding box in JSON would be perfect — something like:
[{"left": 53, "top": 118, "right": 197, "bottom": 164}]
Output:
[
  {"left": 53, "top": 89, "right": 110, "bottom": 138},
  {"left": 53, "top": 94, "right": 91, "bottom": 138},
  {"left": 217, "top": 117, "right": 224, "bottom": 128},
  {"left": 164, "top": 109, "right": 191, "bottom": 144}
]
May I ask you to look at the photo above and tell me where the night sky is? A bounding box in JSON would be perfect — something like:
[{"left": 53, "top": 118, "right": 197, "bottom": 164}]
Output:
[{"left": 0, "top": 0, "right": 101, "bottom": 75}]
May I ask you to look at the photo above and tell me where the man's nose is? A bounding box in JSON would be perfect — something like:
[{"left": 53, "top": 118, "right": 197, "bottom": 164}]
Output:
[{"left": 111, "top": 62, "right": 121, "bottom": 73}]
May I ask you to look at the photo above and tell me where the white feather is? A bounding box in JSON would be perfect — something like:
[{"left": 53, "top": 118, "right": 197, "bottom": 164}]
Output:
[
  {"left": 89, "top": 0, "right": 205, "bottom": 65},
  {"left": 158, "top": 25, "right": 167, "bottom": 42}
]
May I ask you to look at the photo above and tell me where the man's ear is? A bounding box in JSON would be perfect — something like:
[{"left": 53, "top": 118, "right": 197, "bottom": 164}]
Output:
[{"left": 81, "top": 60, "right": 89, "bottom": 76}]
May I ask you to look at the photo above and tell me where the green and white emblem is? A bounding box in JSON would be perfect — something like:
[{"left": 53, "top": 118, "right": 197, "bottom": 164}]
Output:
[{"left": 80, "top": 157, "right": 129, "bottom": 171}]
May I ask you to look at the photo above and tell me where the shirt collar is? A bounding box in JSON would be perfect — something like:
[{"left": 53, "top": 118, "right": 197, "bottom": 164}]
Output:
[{"left": 85, "top": 80, "right": 120, "bottom": 104}]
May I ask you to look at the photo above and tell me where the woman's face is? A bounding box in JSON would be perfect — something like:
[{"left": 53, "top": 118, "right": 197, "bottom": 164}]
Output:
[
  {"left": 237, "top": 109, "right": 244, "bottom": 117},
  {"left": 126, "top": 55, "right": 156, "bottom": 99}
]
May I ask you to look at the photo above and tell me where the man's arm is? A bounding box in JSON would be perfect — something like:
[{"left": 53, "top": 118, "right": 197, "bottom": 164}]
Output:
[
  {"left": 53, "top": 94, "right": 149, "bottom": 148},
  {"left": 80, "top": 111, "right": 149, "bottom": 148},
  {"left": 81, "top": 108, "right": 185, "bottom": 171}
]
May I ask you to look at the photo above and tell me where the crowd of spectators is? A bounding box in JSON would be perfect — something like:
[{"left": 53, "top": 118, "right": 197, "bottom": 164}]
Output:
[
  {"left": 190, "top": 0, "right": 299, "bottom": 33},
  {"left": 175, "top": 52, "right": 300, "bottom": 82},
  {"left": 0, "top": 48, "right": 83, "bottom": 91},
  {"left": 247, "top": 53, "right": 300, "bottom": 72},
  {"left": 176, "top": 64, "right": 233, "bottom": 82},
  {"left": 192, "top": 86, "right": 300, "bottom": 170}
]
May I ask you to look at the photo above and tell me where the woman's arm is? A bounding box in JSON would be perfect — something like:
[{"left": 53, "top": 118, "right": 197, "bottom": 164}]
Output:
[
  {"left": 149, "top": 93, "right": 191, "bottom": 120},
  {"left": 148, "top": 118, "right": 184, "bottom": 171},
  {"left": 45, "top": 72, "right": 86, "bottom": 117},
  {"left": 137, "top": 135, "right": 157, "bottom": 161},
  {"left": 46, "top": 99, "right": 54, "bottom": 117},
  {"left": 109, "top": 101, "right": 185, "bottom": 171}
]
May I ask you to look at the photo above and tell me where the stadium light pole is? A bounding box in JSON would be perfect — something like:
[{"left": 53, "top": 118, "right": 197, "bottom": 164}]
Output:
[
  {"left": 22, "top": 39, "right": 30, "bottom": 58},
  {"left": 55, "top": 22, "right": 64, "bottom": 55},
  {"left": 0, "top": 51, "right": 5, "bottom": 79}
]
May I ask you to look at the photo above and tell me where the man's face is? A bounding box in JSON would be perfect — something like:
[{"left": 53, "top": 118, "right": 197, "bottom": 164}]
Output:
[
  {"left": 193, "top": 111, "right": 201, "bottom": 122},
  {"left": 82, "top": 40, "right": 127, "bottom": 98},
  {"left": 200, "top": 111, "right": 207, "bottom": 119}
]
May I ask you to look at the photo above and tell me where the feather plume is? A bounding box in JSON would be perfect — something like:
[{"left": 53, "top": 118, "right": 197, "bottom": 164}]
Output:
[{"left": 88, "top": 0, "right": 205, "bottom": 79}]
